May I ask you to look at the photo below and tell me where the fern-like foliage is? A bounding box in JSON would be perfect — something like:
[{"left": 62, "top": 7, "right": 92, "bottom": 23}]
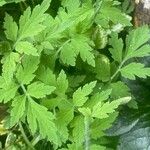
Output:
[{"left": 0, "top": 0, "right": 149, "bottom": 149}]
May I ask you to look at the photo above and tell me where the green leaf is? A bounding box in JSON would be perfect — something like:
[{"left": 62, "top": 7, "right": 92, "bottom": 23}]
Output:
[
  {"left": 18, "top": 0, "right": 51, "bottom": 40},
  {"left": 4, "top": 13, "right": 18, "bottom": 41},
  {"left": 15, "top": 41, "right": 38, "bottom": 56},
  {"left": 110, "top": 81, "right": 130, "bottom": 99},
  {"left": 0, "top": 80, "right": 18, "bottom": 103},
  {"left": 73, "top": 36, "right": 95, "bottom": 67},
  {"left": 10, "top": 95, "right": 26, "bottom": 127},
  {"left": 16, "top": 55, "right": 40, "bottom": 84},
  {"left": 98, "top": 1, "right": 131, "bottom": 26},
  {"left": 125, "top": 26, "right": 150, "bottom": 59},
  {"left": 68, "top": 75, "right": 85, "bottom": 88},
  {"left": 56, "top": 70, "right": 68, "bottom": 95},
  {"left": 60, "top": 41, "right": 76, "bottom": 66},
  {"left": 27, "top": 98, "right": 58, "bottom": 144},
  {"left": 120, "top": 63, "right": 150, "bottom": 80},
  {"left": 91, "top": 112, "right": 118, "bottom": 139},
  {"left": 71, "top": 116, "right": 85, "bottom": 146},
  {"left": 0, "top": 41, "right": 11, "bottom": 55},
  {"left": 55, "top": 108, "right": 74, "bottom": 144},
  {"left": 56, "top": 108, "right": 74, "bottom": 125},
  {"left": 84, "top": 89, "right": 112, "bottom": 109},
  {"left": 73, "top": 81, "right": 97, "bottom": 107},
  {"left": 27, "top": 81, "right": 56, "bottom": 98},
  {"left": 126, "top": 26, "right": 150, "bottom": 55},
  {"left": 126, "top": 45, "right": 150, "bottom": 59},
  {"left": 62, "top": 0, "right": 80, "bottom": 13},
  {"left": 109, "top": 33, "right": 123, "bottom": 63},
  {"left": 94, "top": 54, "right": 110, "bottom": 82},
  {"left": 92, "top": 97, "right": 131, "bottom": 119},
  {"left": 60, "top": 36, "right": 95, "bottom": 67},
  {"left": 90, "top": 144, "right": 106, "bottom": 150},
  {"left": 1, "top": 52, "right": 20, "bottom": 82},
  {"left": 78, "top": 107, "right": 91, "bottom": 118},
  {"left": 36, "top": 66, "right": 56, "bottom": 86},
  {"left": 0, "top": 0, "right": 24, "bottom": 6}
]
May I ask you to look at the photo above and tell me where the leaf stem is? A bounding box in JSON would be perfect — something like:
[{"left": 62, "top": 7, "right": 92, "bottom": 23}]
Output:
[
  {"left": 19, "top": 122, "right": 35, "bottom": 150},
  {"left": 110, "top": 59, "right": 126, "bottom": 81},
  {"left": 55, "top": 39, "right": 71, "bottom": 57},
  {"left": 31, "top": 135, "right": 41, "bottom": 146},
  {"left": 84, "top": 117, "right": 90, "bottom": 150}
]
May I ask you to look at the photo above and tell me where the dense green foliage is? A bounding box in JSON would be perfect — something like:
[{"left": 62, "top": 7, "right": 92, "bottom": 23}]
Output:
[{"left": 0, "top": 0, "right": 150, "bottom": 149}]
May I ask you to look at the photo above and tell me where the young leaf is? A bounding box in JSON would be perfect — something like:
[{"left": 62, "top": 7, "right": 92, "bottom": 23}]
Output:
[
  {"left": 55, "top": 108, "right": 74, "bottom": 144},
  {"left": 10, "top": 95, "right": 26, "bottom": 127},
  {"left": 15, "top": 41, "right": 38, "bottom": 56},
  {"left": 4, "top": 13, "right": 18, "bottom": 42},
  {"left": 60, "top": 42, "right": 76, "bottom": 66},
  {"left": 72, "top": 36, "right": 95, "bottom": 67},
  {"left": 126, "top": 44, "right": 150, "bottom": 60},
  {"left": 91, "top": 113, "right": 118, "bottom": 139},
  {"left": 97, "top": 1, "right": 131, "bottom": 26},
  {"left": 27, "top": 98, "right": 58, "bottom": 144},
  {"left": 94, "top": 54, "right": 110, "bottom": 82},
  {"left": 109, "top": 32, "right": 123, "bottom": 63},
  {"left": 125, "top": 26, "right": 150, "bottom": 59},
  {"left": 90, "top": 144, "right": 106, "bottom": 150},
  {"left": 92, "top": 97, "right": 131, "bottom": 119},
  {"left": 126, "top": 26, "right": 149, "bottom": 51},
  {"left": 0, "top": 80, "right": 18, "bottom": 103},
  {"left": 71, "top": 116, "right": 85, "bottom": 146},
  {"left": 110, "top": 81, "right": 130, "bottom": 99},
  {"left": 120, "top": 63, "right": 150, "bottom": 80},
  {"left": 84, "top": 89, "right": 112, "bottom": 109},
  {"left": 56, "top": 70, "right": 68, "bottom": 95},
  {"left": 16, "top": 55, "right": 40, "bottom": 84},
  {"left": 73, "top": 81, "right": 97, "bottom": 107},
  {"left": 36, "top": 66, "right": 56, "bottom": 86},
  {"left": 18, "top": 0, "right": 51, "bottom": 40},
  {"left": 27, "top": 81, "right": 56, "bottom": 98},
  {"left": 1, "top": 52, "right": 19, "bottom": 82},
  {"left": 60, "top": 36, "right": 95, "bottom": 67}
]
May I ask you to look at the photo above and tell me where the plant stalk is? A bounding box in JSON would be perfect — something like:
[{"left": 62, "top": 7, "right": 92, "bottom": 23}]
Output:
[
  {"left": 19, "top": 122, "right": 35, "bottom": 150},
  {"left": 84, "top": 117, "right": 90, "bottom": 150}
]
